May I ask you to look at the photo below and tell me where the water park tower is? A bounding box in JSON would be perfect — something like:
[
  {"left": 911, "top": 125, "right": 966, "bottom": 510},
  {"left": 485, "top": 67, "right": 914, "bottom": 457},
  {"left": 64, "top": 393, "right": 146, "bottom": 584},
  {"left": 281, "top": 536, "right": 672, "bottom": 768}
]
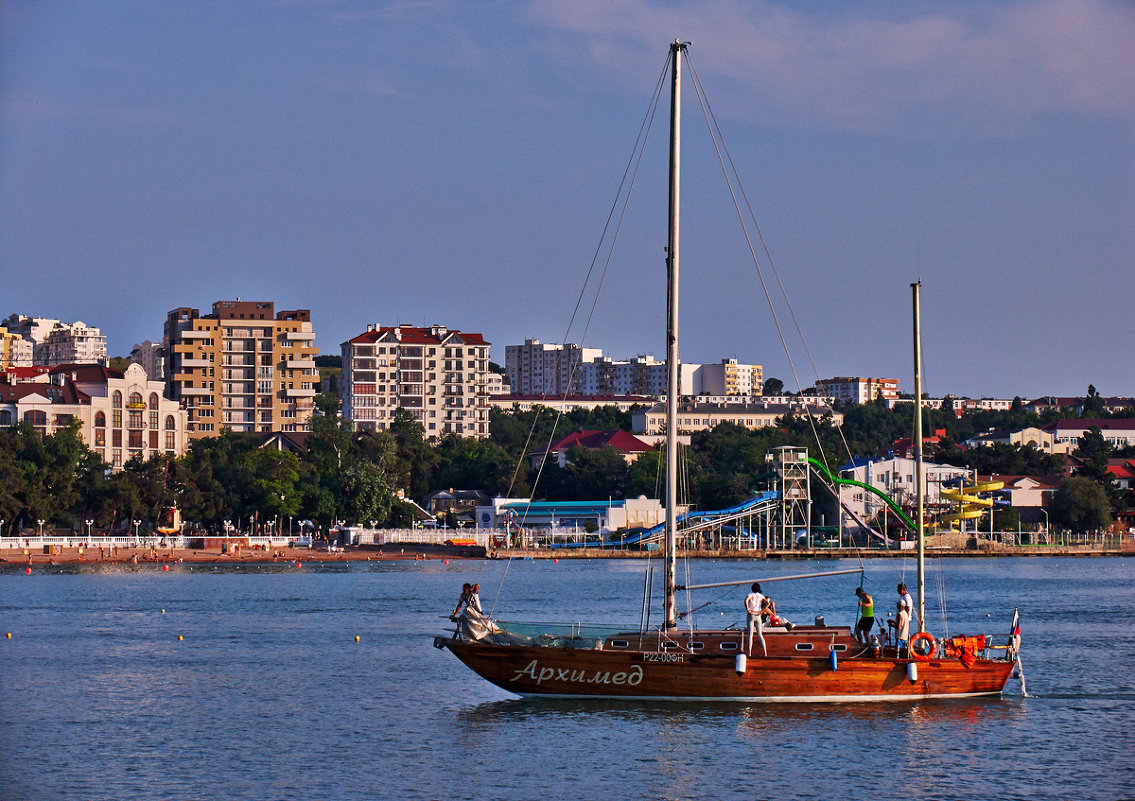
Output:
[{"left": 766, "top": 446, "right": 811, "bottom": 548}]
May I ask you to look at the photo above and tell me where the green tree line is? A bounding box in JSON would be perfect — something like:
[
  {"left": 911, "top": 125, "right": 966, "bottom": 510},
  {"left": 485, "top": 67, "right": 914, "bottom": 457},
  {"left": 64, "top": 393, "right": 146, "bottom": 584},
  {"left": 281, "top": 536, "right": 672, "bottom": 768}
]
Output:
[{"left": 1, "top": 389, "right": 1130, "bottom": 535}]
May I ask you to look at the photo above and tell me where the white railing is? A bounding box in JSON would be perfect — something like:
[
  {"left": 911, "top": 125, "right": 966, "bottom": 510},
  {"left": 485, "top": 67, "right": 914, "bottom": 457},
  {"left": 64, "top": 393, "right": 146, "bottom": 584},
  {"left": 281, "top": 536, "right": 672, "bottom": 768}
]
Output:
[{"left": 0, "top": 535, "right": 294, "bottom": 551}]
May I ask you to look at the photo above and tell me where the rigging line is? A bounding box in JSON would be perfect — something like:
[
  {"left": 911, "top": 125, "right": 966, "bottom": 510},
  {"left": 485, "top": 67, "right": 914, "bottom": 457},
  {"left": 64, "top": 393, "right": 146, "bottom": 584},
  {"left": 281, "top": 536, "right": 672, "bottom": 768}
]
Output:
[
  {"left": 683, "top": 56, "right": 830, "bottom": 469},
  {"left": 502, "top": 54, "right": 670, "bottom": 506},
  {"left": 489, "top": 556, "right": 513, "bottom": 618}
]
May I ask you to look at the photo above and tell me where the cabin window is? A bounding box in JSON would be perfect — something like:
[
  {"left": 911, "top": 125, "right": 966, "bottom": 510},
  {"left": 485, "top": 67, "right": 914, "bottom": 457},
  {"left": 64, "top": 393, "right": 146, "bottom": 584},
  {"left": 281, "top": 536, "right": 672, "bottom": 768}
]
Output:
[
  {"left": 719, "top": 642, "right": 738, "bottom": 651},
  {"left": 795, "top": 643, "right": 815, "bottom": 652},
  {"left": 690, "top": 642, "right": 704, "bottom": 651},
  {"left": 830, "top": 644, "right": 848, "bottom": 652},
  {"left": 661, "top": 641, "right": 679, "bottom": 650},
  {"left": 610, "top": 640, "right": 629, "bottom": 649}
]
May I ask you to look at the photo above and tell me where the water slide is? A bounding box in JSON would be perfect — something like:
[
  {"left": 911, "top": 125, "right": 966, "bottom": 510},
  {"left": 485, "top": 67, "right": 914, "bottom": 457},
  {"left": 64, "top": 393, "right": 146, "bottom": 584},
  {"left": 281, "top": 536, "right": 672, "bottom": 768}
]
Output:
[
  {"left": 939, "top": 481, "right": 1003, "bottom": 527},
  {"left": 545, "top": 491, "right": 781, "bottom": 549},
  {"left": 807, "top": 458, "right": 917, "bottom": 534}
]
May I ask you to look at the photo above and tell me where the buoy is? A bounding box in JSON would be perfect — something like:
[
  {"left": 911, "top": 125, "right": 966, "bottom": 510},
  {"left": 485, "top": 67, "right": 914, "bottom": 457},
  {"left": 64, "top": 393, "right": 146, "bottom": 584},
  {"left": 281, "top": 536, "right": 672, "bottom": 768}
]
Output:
[
  {"left": 161, "top": 609, "right": 165, "bottom": 614},
  {"left": 162, "top": 565, "right": 169, "bottom": 571},
  {"left": 5, "top": 632, "right": 11, "bottom": 639},
  {"left": 735, "top": 653, "right": 747, "bottom": 676},
  {"left": 553, "top": 558, "right": 559, "bottom": 564},
  {"left": 444, "top": 560, "right": 449, "bottom": 565},
  {"left": 295, "top": 561, "right": 302, "bottom": 568},
  {"left": 907, "top": 662, "right": 918, "bottom": 682},
  {"left": 354, "top": 635, "right": 360, "bottom": 642},
  {"left": 829, "top": 650, "right": 838, "bottom": 672},
  {"left": 25, "top": 567, "right": 32, "bottom": 574},
  {"left": 177, "top": 635, "right": 184, "bottom": 641}
]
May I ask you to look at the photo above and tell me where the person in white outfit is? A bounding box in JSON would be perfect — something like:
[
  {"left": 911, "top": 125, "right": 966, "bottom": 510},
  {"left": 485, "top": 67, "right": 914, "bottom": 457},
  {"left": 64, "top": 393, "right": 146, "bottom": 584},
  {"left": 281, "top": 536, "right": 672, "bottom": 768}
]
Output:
[
  {"left": 895, "top": 582, "right": 915, "bottom": 649},
  {"left": 744, "top": 582, "right": 768, "bottom": 657}
]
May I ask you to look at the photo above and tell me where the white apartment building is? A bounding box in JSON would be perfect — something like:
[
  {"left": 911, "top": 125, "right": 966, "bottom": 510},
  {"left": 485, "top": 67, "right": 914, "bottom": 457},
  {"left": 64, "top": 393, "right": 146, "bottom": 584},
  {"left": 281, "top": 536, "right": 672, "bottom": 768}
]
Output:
[
  {"left": 695, "top": 359, "right": 763, "bottom": 396},
  {"left": 341, "top": 323, "right": 491, "bottom": 438},
  {"left": 816, "top": 376, "right": 899, "bottom": 405},
  {"left": 164, "top": 301, "right": 319, "bottom": 438},
  {"left": 838, "top": 456, "right": 970, "bottom": 525},
  {"left": 504, "top": 339, "right": 603, "bottom": 396},
  {"left": 2, "top": 315, "right": 107, "bottom": 366},
  {"left": 633, "top": 399, "right": 842, "bottom": 435},
  {"left": 130, "top": 339, "right": 166, "bottom": 382}
]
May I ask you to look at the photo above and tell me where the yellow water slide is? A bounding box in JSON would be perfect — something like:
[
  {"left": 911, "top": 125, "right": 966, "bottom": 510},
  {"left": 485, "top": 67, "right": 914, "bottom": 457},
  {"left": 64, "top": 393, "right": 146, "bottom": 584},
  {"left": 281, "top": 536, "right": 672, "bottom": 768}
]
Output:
[{"left": 938, "top": 481, "right": 1003, "bottom": 529}]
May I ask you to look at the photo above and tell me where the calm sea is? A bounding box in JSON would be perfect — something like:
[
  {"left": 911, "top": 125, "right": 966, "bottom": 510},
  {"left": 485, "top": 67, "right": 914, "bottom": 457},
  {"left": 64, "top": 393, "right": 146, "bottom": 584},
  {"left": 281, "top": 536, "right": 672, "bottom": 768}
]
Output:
[{"left": 1, "top": 555, "right": 1132, "bottom": 801}]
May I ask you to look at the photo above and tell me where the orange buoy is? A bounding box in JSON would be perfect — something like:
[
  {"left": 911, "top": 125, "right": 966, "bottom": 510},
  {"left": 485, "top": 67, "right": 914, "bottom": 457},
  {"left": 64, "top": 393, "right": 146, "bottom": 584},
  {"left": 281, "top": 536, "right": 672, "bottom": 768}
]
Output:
[
  {"left": 444, "top": 559, "right": 449, "bottom": 565},
  {"left": 553, "top": 558, "right": 559, "bottom": 564},
  {"left": 295, "top": 561, "right": 302, "bottom": 568},
  {"left": 25, "top": 567, "right": 32, "bottom": 574},
  {"left": 162, "top": 565, "right": 169, "bottom": 571}
]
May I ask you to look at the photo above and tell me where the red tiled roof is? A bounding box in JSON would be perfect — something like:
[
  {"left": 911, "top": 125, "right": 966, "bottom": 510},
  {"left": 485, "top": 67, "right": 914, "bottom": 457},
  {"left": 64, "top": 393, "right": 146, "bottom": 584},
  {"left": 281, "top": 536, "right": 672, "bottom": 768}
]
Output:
[
  {"left": 0, "top": 383, "right": 88, "bottom": 404},
  {"left": 48, "top": 363, "right": 124, "bottom": 382},
  {"left": 540, "top": 429, "right": 653, "bottom": 456},
  {"left": 346, "top": 325, "right": 488, "bottom": 346},
  {"left": 1107, "top": 459, "right": 1135, "bottom": 480},
  {"left": 1041, "top": 418, "right": 1135, "bottom": 432}
]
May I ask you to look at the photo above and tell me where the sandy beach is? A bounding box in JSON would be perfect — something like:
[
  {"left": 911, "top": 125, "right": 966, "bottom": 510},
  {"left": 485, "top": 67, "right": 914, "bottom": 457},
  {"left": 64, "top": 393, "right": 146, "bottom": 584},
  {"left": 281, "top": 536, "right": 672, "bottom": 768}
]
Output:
[{"left": 0, "top": 542, "right": 483, "bottom": 567}]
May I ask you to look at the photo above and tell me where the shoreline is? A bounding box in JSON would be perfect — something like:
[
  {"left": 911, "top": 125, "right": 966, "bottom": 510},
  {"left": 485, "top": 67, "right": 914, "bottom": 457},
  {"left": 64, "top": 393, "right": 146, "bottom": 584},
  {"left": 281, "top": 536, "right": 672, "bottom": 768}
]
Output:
[{"left": 2, "top": 542, "right": 1129, "bottom": 567}]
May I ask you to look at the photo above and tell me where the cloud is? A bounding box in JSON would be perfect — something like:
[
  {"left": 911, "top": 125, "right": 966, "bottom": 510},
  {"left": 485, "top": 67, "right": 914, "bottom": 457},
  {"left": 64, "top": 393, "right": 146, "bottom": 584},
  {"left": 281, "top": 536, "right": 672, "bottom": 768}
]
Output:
[{"left": 527, "top": 0, "right": 1135, "bottom": 133}]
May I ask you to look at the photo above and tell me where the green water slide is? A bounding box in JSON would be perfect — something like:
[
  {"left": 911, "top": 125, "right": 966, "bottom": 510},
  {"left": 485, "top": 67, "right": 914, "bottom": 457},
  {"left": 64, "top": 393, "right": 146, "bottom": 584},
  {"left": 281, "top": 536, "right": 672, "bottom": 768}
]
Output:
[{"left": 806, "top": 458, "right": 917, "bottom": 533}]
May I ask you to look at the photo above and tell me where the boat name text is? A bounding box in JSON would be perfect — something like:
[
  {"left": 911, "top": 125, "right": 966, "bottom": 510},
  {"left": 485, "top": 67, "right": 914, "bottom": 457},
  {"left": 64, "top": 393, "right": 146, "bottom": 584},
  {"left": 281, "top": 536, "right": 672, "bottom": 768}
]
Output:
[
  {"left": 642, "top": 651, "right": 684, "bottom": 663},
  {"left": 510, "top": 660, "right": 643, "bottom": 687}
]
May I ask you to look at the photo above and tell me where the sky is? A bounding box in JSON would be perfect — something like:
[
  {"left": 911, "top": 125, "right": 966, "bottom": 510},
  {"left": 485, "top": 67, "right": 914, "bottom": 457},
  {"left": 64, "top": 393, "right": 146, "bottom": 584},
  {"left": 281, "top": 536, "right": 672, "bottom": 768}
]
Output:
[{"left": 2, "top": 0, "right": 1132, "bottom": 400}]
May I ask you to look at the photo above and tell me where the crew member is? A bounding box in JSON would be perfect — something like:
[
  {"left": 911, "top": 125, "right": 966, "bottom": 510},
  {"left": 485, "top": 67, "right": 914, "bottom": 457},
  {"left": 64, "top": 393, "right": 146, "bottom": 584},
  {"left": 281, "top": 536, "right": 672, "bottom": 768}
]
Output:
[
  {"left": 854, "top": 587, "right": 875, "bottom": 644},
  {"left": 745, "top": 583, "right": 768, "bottom": 657}
]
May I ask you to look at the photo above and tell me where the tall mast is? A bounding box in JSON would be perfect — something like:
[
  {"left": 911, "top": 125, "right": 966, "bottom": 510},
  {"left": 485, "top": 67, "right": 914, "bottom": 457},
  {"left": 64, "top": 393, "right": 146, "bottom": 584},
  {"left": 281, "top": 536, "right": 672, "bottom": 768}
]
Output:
[
  {"left": 663, "top": 40, "right": 686, "bottom": 630},
  {"left": 911, "top": 281, "right": 926, "bottom": 631}
]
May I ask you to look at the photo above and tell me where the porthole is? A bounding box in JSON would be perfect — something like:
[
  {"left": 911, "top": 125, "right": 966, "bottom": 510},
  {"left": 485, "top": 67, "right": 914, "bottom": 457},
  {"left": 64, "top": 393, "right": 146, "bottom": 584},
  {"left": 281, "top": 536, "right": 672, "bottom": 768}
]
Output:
[
  {"left": 795, "top": 642, "right": 815, "bottom": 652},
  {"left": 661, "top": 640, "right": 679, "bottom": 650},
  {"left": 690, "top": 642, "right": 704, "bottom": 651},
  {"left": 720, "top": 642, "right": 738, "bottom": 651},
  {"left": 831, "top": 644, "right": 848, "bottom": 652},
  {"left": 610, "top": 640, "right": 629, "bottom": 649}
]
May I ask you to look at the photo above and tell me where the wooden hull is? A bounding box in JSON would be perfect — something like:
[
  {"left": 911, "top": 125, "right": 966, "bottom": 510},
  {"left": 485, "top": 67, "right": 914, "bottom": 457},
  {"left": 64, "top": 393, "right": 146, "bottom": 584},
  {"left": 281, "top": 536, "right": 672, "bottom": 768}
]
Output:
[{"left": 435, "top": 636, "right": 1016, "bottom": 702}]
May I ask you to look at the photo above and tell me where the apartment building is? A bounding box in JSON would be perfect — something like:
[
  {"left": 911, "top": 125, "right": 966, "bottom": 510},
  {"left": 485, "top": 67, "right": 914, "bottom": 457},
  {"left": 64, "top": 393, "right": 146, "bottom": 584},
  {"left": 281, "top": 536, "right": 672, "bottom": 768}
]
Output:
[
  {"left": 1, "top": 327, "right": 33, "bottom": 368},
  {"left": 816, "top": 376, "right": 900, "bottom": 405},
  {"left": 504, "top": 339, "right": 603, "bottom": 396},
  {"left": 633, "top": 399, "right": 842, "bottom": 435},
  {"left": 130, "top": 339, "right": 166, "bottom": 382},
  {"left": 2, "top": 315, "right": 107, "bottom": 366},
  {"left": 164, "top": 301, "right": 319, "bottom": 438},
  {"left": 693, "top": 358, "right": 763, "bottom": 396},
  {"left": 341, "top": 323, "right": 490, "bottom": 438}
]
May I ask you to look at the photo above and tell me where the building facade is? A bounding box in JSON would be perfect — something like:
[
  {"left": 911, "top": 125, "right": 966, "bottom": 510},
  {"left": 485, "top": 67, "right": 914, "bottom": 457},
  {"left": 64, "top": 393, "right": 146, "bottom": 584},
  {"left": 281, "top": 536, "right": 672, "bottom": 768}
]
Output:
[
  {"left": 0, "top": 363, "right": 188, "bottom": 468},
  {"left": 816, "top": 376, "right": 900, "bottom": 405},
  {"left": 632, "top": 399, "right": 842, "bottom": 435},
  {"left": 2, "top": 315, "right": 106, "bottom": 367},
  {"left": 341, "top": 324, "right": 490, "bottom": 438},
  {"left": 1, "top": 327, "right": 33, "bottom": 368},
  {"left": 164, "top": 301, "right": 319, "bottom": 439},
  {"left": 504, "top": 339, "right": 603, "bottom": 396}
]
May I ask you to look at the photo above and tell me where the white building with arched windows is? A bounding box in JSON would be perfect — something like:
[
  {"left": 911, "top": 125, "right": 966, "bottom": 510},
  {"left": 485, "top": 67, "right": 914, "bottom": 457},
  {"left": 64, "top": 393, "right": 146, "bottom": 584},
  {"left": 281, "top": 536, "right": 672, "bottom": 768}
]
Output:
[{"left": 0, "top": 363, "right": 188, "bottom": 469}]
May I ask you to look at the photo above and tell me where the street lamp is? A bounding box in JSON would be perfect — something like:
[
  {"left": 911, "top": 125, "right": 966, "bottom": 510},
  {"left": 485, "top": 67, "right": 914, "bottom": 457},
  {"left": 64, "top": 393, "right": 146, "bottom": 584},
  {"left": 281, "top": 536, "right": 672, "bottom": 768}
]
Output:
[
  {"left": 133, "top": 519, "right": 141, "bottom": 540},
  {"left": 1040, "top": 507, "right": 1050, "bottom": 544},
  {"left": 37, "top": 519, "right": 44, "bottom": 537},
  {"left": 85, "top": 519, "right": 94, "bottom": 538}
]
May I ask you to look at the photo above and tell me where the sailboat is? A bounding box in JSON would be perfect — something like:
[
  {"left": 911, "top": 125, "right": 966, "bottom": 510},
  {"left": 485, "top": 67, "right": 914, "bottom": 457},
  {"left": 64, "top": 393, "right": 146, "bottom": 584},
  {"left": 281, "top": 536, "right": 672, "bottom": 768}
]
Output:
[{"left": 434, "top": 41, "right": 1020, "bottom": 701}]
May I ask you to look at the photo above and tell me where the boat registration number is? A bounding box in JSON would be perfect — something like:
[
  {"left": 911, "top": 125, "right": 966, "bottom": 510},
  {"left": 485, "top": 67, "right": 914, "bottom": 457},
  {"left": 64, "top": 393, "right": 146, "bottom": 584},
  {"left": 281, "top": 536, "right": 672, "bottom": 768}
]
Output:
[{"left": 643, "top": 652, "right": 685, "bottom": 663}]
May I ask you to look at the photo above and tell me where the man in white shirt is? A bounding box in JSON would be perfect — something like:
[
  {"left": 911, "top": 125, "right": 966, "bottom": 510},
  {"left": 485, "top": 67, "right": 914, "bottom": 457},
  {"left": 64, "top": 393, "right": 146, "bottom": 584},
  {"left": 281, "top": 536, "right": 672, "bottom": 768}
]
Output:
[
  {"left": 744, "top": 582, "right": 768, "bottom": 657},
  {"left": 896, "top": 582, "right": 915, "bottom": 648}
]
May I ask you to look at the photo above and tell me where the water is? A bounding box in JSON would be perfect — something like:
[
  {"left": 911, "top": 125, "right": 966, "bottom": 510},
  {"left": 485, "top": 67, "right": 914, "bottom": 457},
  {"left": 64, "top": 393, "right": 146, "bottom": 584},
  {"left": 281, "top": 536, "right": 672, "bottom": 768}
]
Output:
[{"left": 1, "top": 556, "right": 1132, "bottom": 801}]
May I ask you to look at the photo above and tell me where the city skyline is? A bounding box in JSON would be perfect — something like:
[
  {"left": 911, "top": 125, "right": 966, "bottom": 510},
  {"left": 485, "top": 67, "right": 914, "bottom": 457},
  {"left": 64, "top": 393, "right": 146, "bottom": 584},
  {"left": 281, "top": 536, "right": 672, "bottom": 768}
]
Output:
[{"left": 3, "top": 1, "right": 1132, "bottom": 400}]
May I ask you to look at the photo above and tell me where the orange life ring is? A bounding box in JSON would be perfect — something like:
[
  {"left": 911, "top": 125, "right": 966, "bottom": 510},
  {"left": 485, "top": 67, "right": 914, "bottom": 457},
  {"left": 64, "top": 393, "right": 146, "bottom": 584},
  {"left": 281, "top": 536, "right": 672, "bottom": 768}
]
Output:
[{"left": 910, "top": 632, "right": 936, "bottom": 662}]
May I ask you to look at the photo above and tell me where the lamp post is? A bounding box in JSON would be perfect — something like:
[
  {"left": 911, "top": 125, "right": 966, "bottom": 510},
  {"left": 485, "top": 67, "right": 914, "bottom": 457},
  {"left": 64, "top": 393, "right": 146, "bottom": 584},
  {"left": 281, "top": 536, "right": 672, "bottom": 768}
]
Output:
[
  {"left": 37, "top": 519, "right": 44, "bottom": 537},
  {"left": 133, "top": 519, "right": 141, "bottom": 541},
  {"left": 1040, "top": 508, "right": 1050, "bottom": 544},
  {"left": 85, "top": 519, "right": 93, "bottom": 539}
]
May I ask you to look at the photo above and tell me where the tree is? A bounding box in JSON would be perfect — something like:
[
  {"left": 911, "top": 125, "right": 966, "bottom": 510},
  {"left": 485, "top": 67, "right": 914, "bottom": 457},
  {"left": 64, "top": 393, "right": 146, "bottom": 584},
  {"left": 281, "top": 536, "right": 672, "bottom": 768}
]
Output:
[
  {"left": 762, "top": 377, "right": 784, "bottom": 396},
  {"left": 1050, "top": 476, "right": 1111, "bottom": 534},
  {"left": 1081, "top": 384, "right": 1105, "bottom": 417}
]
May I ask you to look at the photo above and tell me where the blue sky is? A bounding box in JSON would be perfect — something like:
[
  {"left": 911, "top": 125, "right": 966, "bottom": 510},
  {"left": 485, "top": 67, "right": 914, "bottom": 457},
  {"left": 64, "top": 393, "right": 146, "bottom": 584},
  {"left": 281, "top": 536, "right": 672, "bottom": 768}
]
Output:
[{"left": 2, "top": 0, "right": 1132, "bottom": 399}]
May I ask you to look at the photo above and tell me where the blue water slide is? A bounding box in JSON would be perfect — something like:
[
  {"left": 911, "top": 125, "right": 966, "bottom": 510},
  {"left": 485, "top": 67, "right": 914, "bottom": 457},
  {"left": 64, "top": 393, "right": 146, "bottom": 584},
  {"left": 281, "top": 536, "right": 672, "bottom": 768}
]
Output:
[{"left": 546, "top": 490, "right": 781, "bottom": 549}]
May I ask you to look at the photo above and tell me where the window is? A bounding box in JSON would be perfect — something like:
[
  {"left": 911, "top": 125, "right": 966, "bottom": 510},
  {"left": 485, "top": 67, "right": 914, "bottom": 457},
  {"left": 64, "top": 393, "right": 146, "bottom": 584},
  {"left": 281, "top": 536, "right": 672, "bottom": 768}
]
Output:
[
  {"left": 165, "top": 432, "right": 175, "bottom": 451},
  {"left": 112, "top": 430, "right": 122, "bottom": 447},
  {"left": 112, "top": 391, "right": 122, "bottom": 408},
  {"left": 24, "top": 409, "right": 47, "bottom": 427},
  {"left": 148, "top": 393, "right": 159, "bottom": 409},
  {"left": 165, "top": 415, "right": 176, "bottom": 430},
  {"left": 794, "top": 643, "right": 815, "bottom": 652},
  {"left": 95, "top": 411, "right": 106, "bottom": 427},
  {"left": 149, "top": 431, "right": 159, "bottom": 449},
  {"left": 719, "top": 642, "right": 739, "bottom": 651}
]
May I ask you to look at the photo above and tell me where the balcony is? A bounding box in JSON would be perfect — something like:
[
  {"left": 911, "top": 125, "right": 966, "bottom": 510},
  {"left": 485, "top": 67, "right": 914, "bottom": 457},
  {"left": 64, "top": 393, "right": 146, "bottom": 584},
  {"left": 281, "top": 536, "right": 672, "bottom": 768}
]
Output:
[
  {"left": 178, "top": 329, "right": 213, "bottom": 339},
  {"left": 179, "top": 386, "right": 213, "bottom": 396},
  {"left": 181, "top": 358, "right": 211, "bottom": 368},
  {"left": 285, "top": 331, "right": 315, "bottom": 341},
  {"left": 284, "top": 387, "right": 316, "bottom": 398},
  {"left": 285, "top": 358, "right": 316, "bottom": 370}
]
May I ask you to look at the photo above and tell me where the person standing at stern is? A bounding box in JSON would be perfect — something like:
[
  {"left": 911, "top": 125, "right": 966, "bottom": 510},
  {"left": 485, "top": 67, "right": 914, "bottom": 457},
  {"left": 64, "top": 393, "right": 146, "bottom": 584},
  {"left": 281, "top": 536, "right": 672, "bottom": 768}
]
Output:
[{"left": 745, "top": 583, "right": 768, "bottom": 657}]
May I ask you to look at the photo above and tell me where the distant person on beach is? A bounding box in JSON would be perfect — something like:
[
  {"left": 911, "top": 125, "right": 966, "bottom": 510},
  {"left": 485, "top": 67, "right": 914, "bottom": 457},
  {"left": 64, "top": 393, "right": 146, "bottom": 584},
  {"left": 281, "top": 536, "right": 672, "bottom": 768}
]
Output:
[
  {"left": 745, "top": 583, "right": 768, "bottom": 657},
  {"left": 855, "top": 588, "right": 875, "bottom": 643}
]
